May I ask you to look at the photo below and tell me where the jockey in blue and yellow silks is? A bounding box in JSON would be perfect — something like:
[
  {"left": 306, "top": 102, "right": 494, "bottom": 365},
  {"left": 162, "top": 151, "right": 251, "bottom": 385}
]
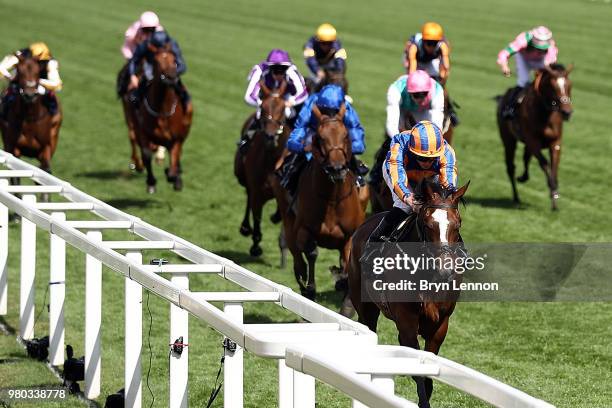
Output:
[
  {"left": 367, "top": 121, "right": 457, "bottom": 244},
  {"left": 278, "top": 84, "right": 368, "bottom": 193}
]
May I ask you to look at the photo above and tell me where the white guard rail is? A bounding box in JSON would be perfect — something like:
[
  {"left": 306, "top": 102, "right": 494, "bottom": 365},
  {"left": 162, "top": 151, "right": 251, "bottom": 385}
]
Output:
[{"left": 0, "top": 150, "right": 554, "bottom": 408}]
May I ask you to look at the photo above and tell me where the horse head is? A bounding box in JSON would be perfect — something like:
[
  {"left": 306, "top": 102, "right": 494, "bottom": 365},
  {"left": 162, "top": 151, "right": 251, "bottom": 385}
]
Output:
[
  {"left": 16, "top": 54, "right": 41, "bottom": 103},
  {"left": 535, "top": 63, "right": 573, "bottom": 120},
  {"left": 150, "top": 43, "right": 179, "bottom": 86},
  {"left": 414, "top": 178, "right": 469, "bottom": 279},
  {"left": 259, "top": 79, "right": 287, "bottom": 149},
  {"left": 312, "top": 103, "right": 350, "bottom": 182}
]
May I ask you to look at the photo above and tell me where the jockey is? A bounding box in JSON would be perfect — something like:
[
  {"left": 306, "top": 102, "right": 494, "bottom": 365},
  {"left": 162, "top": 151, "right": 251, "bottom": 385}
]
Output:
[
  {"left": 303, "top": 23, "right": 347, "bottom": 85},
  {"left": 121, "top": 11, "right": 164, "bottom": 60},
  {"left": 117, "top": 11, "right": 164, "bottom": 97},
  {"left": 365, "top": 121, "right": 458, "bottom": 247},
  {"left": 369, "top": 70, "right": 444, "bottom": 189},
  {"left": 0, "top": 42, "right": 62, "bottom": 119},
  {"left": 239, "top": 49, "right": 308, "bottom": 153},
  {"left": 279, "top": 84, "right": 367, "bottom": 192},
  {"left": 404, "top": 22, "right": 450, "bottom": 84},
  {"left": 127, "top": 30, "right": 189, "bottom": 108},
  {"left": 497, "top": 26, "right": 558, "bottom": 118}
]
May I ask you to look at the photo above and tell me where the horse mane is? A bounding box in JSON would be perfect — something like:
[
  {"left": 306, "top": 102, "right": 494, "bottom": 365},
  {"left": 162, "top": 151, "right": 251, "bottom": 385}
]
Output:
[
  {"left": 413, "top": 177, "right": 465, "bottom": 206},
  {"left": 548, "top": 63, "right": 566, "bottom": 73}
]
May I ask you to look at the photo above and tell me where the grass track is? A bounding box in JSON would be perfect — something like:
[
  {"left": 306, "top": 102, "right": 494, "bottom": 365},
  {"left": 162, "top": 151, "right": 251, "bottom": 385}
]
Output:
[{"left": 0, "top": 0, "right": 611, "bottom": 406}]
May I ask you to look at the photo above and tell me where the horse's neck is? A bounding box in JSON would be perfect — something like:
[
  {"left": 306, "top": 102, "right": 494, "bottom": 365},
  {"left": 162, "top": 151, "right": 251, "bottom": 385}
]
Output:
[
  {"left": 148, "top": 80, "right": 176, "bottom": 111},
  {"left": 20, "top": 98, "right": 45, "bottom": 122}
]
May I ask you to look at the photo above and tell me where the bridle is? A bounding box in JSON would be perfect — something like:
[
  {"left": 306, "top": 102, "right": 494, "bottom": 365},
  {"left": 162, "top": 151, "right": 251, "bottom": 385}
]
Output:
[
  {"left": 259, "top": 93, "right": 286, "bottom": 147},
  {"left": 314, "top": 117, "right": 350, "bottom": 181},
  {"left": 534, "top": 70, "right": 572, "bottom": 118},
  {"left": 143, "top": 53, "right": 179, "bottom": 118}
]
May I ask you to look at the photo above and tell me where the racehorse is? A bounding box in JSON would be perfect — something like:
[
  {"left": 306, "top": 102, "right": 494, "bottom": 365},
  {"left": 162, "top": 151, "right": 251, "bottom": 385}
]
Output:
[
  {"left": 0, "top": 53, "right": 62, "bottom": 187},
  {"left": 134, "top": 43, "right": 193, "bottom": 193},
  {"left": 344, "top": 178, "right": 469, "bottom": 408},
  {"left": 235, "top": 80, "right": 290, "bottom": 257},
  {"left": 497, "top": 63, "right": 573, "bottom": 210},
  {"left": 275, "top": 104, "right": 366, "bottom": 300}
]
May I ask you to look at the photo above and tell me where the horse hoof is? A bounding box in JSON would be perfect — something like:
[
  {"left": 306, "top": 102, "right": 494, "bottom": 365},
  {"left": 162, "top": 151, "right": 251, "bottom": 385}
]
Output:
[
  {"left": 270, "top": 210, "right": 282, "bottom": 224},
  {"left": 335, "top": 278, "right": 348, "bottom": 292},
  {"left": 301, "top": 286, "right": 316, "bottom": 301},
  {"left": 339, "top": 298, "right": 356, "bottom": 318},
  {"left": 147, "top": 185, "right": 156, "bottom": 194},
  {"left": 516, "top": 174, "right": 529, "bottom": 183},
  {"left": 249, "top": 245, "right": 263, "bottom": 257},
  {"left": 240, "top": 225, "right": 252, "bottom": 236},
  {"left": 174, "top": 179, "right": 183, "bottom": 191}
]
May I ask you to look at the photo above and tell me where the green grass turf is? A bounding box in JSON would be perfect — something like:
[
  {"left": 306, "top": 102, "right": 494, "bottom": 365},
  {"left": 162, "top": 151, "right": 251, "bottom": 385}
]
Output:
[{"left": 0, "top": 0, "right": 611, "bottom": 406}]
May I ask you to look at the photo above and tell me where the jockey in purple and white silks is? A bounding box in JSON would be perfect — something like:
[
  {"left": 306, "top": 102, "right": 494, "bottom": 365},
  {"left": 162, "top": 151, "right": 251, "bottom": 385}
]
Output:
[{"left": 239, "top": 49, "right": 308, "bottom": 154}]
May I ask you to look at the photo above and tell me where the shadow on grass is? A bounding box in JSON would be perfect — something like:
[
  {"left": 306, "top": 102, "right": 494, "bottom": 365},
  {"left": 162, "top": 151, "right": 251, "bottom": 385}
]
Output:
[
  {"left": 104, "top": 198, "right": 162, "bottom": 210},
  {"left": 467, "top": 196, "right": 529, "bottom": 209},
  {"left": 213, "top": 249, "right": 269, "bottom": 266},
  {"left": 316, "top": 288, "right": 346, "bottom": 311},
  {"left": 0, "top": 316, "right": 16, "bottom": 335},
  {"left": 75, "top": 169, "right": 137, "bottom": 180}
]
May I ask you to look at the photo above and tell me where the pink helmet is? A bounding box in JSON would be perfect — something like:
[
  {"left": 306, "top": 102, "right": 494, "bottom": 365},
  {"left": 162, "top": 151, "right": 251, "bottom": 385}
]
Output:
[
  {"left": 140, "top": 11, "right": 160, "bottom": 28},
  {"left": 407, "top": 70, "right": 432, "bottom": 93},
  {"left": 530, "top": 26, "right": 553, "bottom": 50}
]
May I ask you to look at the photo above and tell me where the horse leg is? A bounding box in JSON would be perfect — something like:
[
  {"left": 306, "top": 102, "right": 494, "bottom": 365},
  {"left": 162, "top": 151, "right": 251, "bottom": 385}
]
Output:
[
  {"left": 338, "top": 241, "right": 354, "bottom": 316},
  {"left": 249, "top": 194, "right": 264, "bottom": 257},
  {"left": 38, "top": 145, "right": 53, "bottom": 202},
  {"left": 397, "top": 317, "right": 430, "bottom": 408},
  {"left": 517, "top": 146, "right": 531, "bottom": 183},
  {"left": 167, "top": 142, "right": 183, "bottom": 191},
  {"left": 278, "top": 226, "right": 288, "bottom": 269},
  {"left": 129, "top": 125, "right": 143, "bottom": 172},
  {"left": 239, "top": 187, "right": 252, "bottom": 236},
  {"left": 549, "top": 143, "right": 561, "bottom": 211},
  {"left": 502, "top": 132, "right": 520, "bottom": 203},
  {"left": 303, "top": 239, "right": 318, "bottom": 301},
  {"left": 423, "top": 317, "right": 450, "bottom": 401},
  {"left": 141, "top": 145, "right": 157, "bottom": 194}
]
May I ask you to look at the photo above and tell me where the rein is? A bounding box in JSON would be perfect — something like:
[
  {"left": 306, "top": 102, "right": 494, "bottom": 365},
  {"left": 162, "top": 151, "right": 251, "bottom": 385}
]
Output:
[{"left": 143, "top": 79, "right": 178, "bottom": 118}]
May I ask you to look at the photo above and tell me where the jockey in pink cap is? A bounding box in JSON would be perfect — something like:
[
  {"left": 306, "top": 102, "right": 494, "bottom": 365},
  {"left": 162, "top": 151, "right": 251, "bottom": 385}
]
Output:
[
  {"left": 368, "top": 70, "right": 445, "bottom": 192},
  {"left": 121, "top": 11, "right": 164, "bottom": 60},
  {"left": 497, "top": 26, "right": 558, "bottom": 118}
]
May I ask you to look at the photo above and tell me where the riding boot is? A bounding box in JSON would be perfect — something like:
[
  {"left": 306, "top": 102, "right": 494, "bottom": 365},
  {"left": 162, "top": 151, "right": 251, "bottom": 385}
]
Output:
[
  {"left": 360, "top": 206, "right": 409, "bottom": 264},
  {"left": 0, "top": 86, "right": 16, "bottom": 120},
  {"left": 279, "top": 152, "right": 305, "bottom": 198},
  {"left": 175, "top": 79, "right": 190, "bottom": 110},
  {"left": 448, "top": 97, "right": 460, "bottom": 127},
  {"left": 43, "top": 92, "right": 58, "bottom": 116},
  {"left": 238, "top": 116, "right": 260, "bottom": 155},
  {"left": 349, "top": 156, "right": 369, "bottom": 187},
  {"left": 502, "top": 86, "right": 524, "bottom": 119}
]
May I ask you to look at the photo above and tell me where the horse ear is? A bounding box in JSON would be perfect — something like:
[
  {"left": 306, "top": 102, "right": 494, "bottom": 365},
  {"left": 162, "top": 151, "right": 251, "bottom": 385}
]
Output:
[
  {"left": 259, "top": 80, "right": 271, "bottom": 97},
  {"left": 337, "top": 103, "right": 346, "bottom": 120},
  {"left": 534, "top": 71, "right": 543, "bottom": 94},
  {"left": 544, "top": 64, "right": 557, "bottom": 77},
  {"left": 312, "top": 104, "right": 322, "bottom": 120},
  {"left": 278, "top": 78, "right": 287, "bottom": 95},
  {"left": 452, "top": 180, "right": 470, "bottom": 201},
  {"left": 565, "top": 63, "right": 574, "bottom": 75},
  {"left": 147, "top": 43, "right": 157, "bottom": 53}
]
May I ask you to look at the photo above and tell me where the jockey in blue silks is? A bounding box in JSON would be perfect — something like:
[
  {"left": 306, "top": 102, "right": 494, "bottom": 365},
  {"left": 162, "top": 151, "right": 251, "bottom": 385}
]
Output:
[{"left": 279, "top": 84, "right": 368, "bottom": 193}]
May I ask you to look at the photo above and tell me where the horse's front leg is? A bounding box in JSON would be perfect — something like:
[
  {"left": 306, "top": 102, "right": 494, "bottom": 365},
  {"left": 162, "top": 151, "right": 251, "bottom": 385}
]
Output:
[
  {"left": 549, "top": 142, "right": 562, "bottom": 210},
  {"left": 297, "top": 227, "right": 317, "bottom": 300},
  {"left": 396, "top": 313, "right": 430, "bottom": 408},
  {"left": 423, "top": 316, "right": 450, "bottom": 402},
  {"left": 140, "top": 143, "right": 156, "bottom": 194},
  {"left": 249, "top": 191, "right": 264, "bottom": 257},
  {"left": 167, "top": 141, "right": 183, "bottom": 191}
]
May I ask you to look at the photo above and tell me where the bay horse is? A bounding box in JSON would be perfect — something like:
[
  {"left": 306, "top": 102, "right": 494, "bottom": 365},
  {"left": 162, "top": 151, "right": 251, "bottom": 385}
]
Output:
[
  {"left": 306, "top": 68, "right": 349, "bottom": 95},
  {"left": 345, "top": 179, "right": 469, "bottom": 408},
  {"left": 0, "top": 54, "right": 62, "bottom": 188},
  {"left": 135, "top": 43, "right": 193, "bottom": 193},
  {"left": 234, "top": 80, "right": 290, "bottom": 257},
  {"left": 275, "top": 104, "right": 367, "bottom": 300},
  {"left": 497, "top": 63, "right": 573, "bottom": 210}
]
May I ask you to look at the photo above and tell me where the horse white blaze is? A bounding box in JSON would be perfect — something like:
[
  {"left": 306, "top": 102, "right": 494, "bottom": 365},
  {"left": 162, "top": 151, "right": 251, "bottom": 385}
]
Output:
[
  {"left": 556, "top": 78, "right": 566, "bottom": 97},
  {"left": 431, "top": 209, "right": 449, "bottom": 243}
]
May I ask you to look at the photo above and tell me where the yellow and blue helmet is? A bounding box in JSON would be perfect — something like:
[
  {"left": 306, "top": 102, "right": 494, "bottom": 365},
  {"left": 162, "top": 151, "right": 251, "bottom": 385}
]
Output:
[
  {"left": 408, "top": 121, "right": 445, "bottom": 157},
  {"left": 29, "top": 42, "right": 51, "bottom": 61}
]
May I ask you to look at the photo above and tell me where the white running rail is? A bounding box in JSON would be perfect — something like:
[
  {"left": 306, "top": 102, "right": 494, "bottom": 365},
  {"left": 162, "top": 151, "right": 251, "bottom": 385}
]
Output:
[{"left": 0, "top": 150, "right": 554, "bottom": 408}]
